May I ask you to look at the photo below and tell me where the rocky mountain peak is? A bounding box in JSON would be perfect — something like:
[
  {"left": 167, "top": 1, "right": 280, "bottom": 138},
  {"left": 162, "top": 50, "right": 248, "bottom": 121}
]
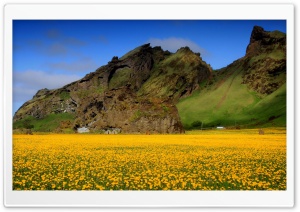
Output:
[
  {"left": 240, "top": 26, "right": 286, "bottom": 95},
  {"left": 33, "top": 88, "right": 50, "bottom": 99},
  {"left": 246, "top": 26, "right": 286, "bottom": 57},
  {"left": 249, "top": 26, "right": 267, "bottom": 43},
  {"left": 176, "top": 46, "right": 192, "bottom": 53}
]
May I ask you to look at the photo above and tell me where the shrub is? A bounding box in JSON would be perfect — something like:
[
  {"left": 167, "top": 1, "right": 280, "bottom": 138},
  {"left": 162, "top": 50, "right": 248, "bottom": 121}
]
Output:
[
  {"left": 191, "top": 121, "right": 202, "bottom": 129},
  {"left": 23, "top": 119, "right": 34, "bottom": 129}
]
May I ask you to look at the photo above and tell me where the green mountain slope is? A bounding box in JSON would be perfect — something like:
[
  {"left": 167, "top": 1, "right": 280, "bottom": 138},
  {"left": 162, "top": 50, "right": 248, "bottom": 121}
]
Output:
[
  {"left": 137, "top": 47, "right": 212, "bottom": 101},
  {"left": 177, "top": 69, "right": 286, "bottom": 129},
  {"left": 177, "top": 26, "right": 286, "bottom": 129}
]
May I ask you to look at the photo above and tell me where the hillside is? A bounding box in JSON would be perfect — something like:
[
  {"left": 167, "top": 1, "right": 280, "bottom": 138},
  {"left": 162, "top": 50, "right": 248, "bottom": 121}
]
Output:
[
  {"left": 177, "top": 26, "right": 286, "bottom": 129},
  {"left": 13, "top": 26, "right": 286, "bottom": 133},
  {"left": 13, "top": 44, "right": 212, "bottom": 133}
]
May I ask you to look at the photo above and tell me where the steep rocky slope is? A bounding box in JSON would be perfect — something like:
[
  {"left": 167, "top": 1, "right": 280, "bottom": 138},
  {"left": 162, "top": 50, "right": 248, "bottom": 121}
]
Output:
[
  {"left": 14, "top": 44, "right": 212, "bottom": 133},
  {"left": 242, "top": 26, "right": 286, "bottom": 95},
  {"left": 177, "top": 26, "right": 286, "bottom": 129}
]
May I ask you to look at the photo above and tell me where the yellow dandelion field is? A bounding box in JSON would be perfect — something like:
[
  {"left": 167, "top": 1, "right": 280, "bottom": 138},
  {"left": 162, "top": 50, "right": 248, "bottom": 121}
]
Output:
[{"left": 13, "top": 128, "right": 286, "bottom": 190}]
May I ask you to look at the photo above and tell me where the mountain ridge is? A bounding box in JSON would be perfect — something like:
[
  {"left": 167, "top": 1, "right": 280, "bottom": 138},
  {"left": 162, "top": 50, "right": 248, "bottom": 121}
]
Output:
[
  {"left": 13, "top": 43, "right": 212, "bottom": 133},
  {"left": 13, "top": 26, "right": 286, "bottom": 133}
]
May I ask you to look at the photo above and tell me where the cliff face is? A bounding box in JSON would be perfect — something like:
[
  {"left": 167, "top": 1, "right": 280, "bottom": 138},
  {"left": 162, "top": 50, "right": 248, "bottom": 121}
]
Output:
[
  {"left": 242, "top": 26, "right": 286, "bottom": 95},
  {"left": 14, "top": 44, "right": 212, "bottom": 133}
]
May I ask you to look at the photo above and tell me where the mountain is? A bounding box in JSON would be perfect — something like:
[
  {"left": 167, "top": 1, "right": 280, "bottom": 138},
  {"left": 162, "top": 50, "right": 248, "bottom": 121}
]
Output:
[
  {"left": 13, "top": 44, "right": 212, "bottom": 133},
  {"left": 177, "top": 26, "right": 286, "bottom": 129},
  {"left": 13, "top": 26, "right": 286, "bottom": 133}
]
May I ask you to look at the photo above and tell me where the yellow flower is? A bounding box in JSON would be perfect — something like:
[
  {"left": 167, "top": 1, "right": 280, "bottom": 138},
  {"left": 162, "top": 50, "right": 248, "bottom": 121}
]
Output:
[{"left": 12, "top": 128, "right": 286, "bottom": 191}]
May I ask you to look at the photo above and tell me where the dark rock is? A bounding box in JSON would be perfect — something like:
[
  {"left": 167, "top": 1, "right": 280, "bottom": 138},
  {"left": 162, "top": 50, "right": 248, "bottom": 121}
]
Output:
[
  {"left": 14, "top": 43, "right": 208, "bottom": 133},
  {"left": 176, "top": 46, "right": 191, "bottom": 53},
  {"left": 110, "top": 56, "right": 119, "bottom": 63},
  {"left": 246, "top": 26, "right": 286, "bottom": 57},
  {"left": 249, "top": 26, "right": 268, "bottom": 43},
  {"left": 242, "top": 26, "right": 286, "bottom": 94}
]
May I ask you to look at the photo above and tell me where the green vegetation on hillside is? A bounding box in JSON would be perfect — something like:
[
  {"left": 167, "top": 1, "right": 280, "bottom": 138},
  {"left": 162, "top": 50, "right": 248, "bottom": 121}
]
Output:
[
  {"left": 250, "top": 84, "right": 286, "bottom": 127},
  {"left": 13, "top": 113, "right": 75, "bottom": 133},
  {"left": 120, "top": 45, "right": 142, "bottom": 60},
  {"left": 59, "top": 91, "right": 70, "bottom": 100},
  {"left": 109, "top": 67, "right": 133, "bottom": 89},
  {"left": 176, "top": 65, "right": 286, "bottom": 129},
  {"left": 249, "top": 50, "right": 285, "bottom": 65},
  {"left": 138, "top": 48, "right": 209, "bottom": 100}
]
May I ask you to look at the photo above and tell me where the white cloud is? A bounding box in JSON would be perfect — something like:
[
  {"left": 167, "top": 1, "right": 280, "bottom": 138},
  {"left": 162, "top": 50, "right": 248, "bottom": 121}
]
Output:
[
  {"left": 14, "top": 70, "right": 81, "bottom": 90},
  {"left": 13, "top": 70, "right": 82, "bottom": 112},
  {"left": 148, "top": 37, "right": 208, "bottom": 56}
]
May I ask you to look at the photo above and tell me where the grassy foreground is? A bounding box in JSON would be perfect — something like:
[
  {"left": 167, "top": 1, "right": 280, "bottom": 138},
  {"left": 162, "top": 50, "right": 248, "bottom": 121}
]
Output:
[{"left": 13, "top": 128, "right": 286, "bottom": 190}]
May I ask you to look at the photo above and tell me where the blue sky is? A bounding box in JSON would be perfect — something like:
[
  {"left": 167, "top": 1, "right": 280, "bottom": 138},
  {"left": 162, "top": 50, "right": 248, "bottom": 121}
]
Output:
[{"left": 13, "top": 20, "right": 286, "bottom": 114}]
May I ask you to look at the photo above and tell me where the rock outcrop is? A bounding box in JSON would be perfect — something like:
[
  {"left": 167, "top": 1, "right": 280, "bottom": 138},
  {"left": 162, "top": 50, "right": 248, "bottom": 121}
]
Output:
[
  {"left": 14, "top": 43, "right": 212, "bottom": 133},
  {"left": 246, "top": 26, "right": 286, "bottom": 57},
  {"left": 242, "top": 26, "right": 286, "bottom": 95}
]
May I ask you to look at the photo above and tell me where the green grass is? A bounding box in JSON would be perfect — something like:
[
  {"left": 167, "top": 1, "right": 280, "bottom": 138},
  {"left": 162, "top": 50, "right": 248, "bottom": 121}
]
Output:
[
  {"left": 76, "top": 90, "right": 90, "bottom": 99},
  {"left": 176, "top": 65, "right": 286, "bottom": 129},
  {"left": 161, "top": 104, "right": 170, "bottom": 113},
  {"left": 120, "top": 46, "right": 142, "bottom": 60},
  {"left": 96, "top": 85, "right": 105, "bottom": 94},
  {"left": 269, "top": 30, "right": 286, "bottom": 39},
  {"left": 59, "top": 91, "right": 70, "bottom": 100},
  {"left": 137, "top": 50, "right": 203, "bottom": 99},
  {"left": 13, "top": 113, "right": 75, "bottom": 132},
  {"left": 249, "top": 49, "right": 285, "bottom": 65},
  {"left": 185, "top": 127, "right": 286, "bottom": 135},
  {"left": 249, "top": 83, "right": 286, "bottom": 127},
  {"left": 109, "top": 67, "right": 133, "bottom": 89},
  {"left": 129, "top": 110, "right": 144, "bottom": 122}
]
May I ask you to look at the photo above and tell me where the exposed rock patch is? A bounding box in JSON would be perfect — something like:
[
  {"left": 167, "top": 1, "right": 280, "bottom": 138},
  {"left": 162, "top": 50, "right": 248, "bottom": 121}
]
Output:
[{"left": 242, "top": 26, "right": 286, "bottom": 95}]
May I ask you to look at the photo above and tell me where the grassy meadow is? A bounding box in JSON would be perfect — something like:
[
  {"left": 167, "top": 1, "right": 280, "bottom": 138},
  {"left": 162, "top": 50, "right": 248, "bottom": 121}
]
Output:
[{"left": 13, "top": 128, "right": 286, "bottom": 190}]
